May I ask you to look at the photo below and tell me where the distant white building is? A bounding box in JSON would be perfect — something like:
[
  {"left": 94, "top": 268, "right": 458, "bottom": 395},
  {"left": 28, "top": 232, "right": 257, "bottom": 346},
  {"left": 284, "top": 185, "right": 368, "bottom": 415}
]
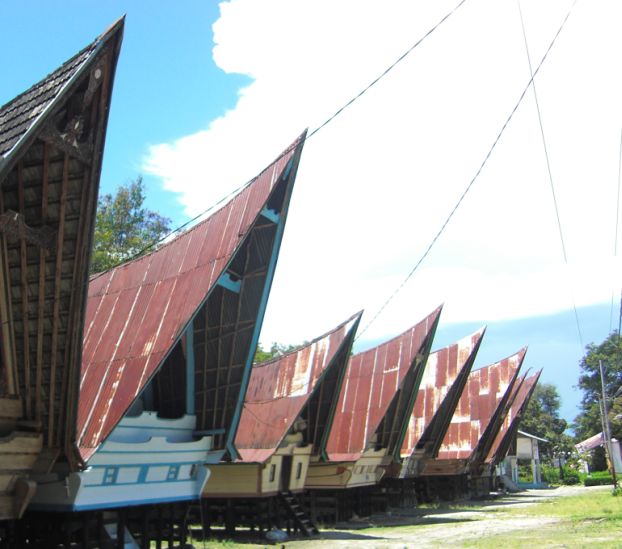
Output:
[
  {"left": 575, "top": 432, "right": 622, "bottom": 474},
  {"left": 502, "top": 430, "right": 548, "bottom": 486}
]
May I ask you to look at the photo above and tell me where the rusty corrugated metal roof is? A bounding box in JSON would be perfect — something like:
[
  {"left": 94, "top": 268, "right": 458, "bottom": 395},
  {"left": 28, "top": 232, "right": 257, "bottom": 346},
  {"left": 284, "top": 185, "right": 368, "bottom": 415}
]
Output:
[
  {"left": 487, "top": 370, "right": 541, "bottom": 464},
  {"left": 325, "top": 306, "right": 442, "bottom": 462},
  {"left": 402, "top": 327, "right": 485, "bottom": 459},
  {"left": 78, "top": 133, "right": 305, "bottom": 461},
  {"left": 235, "top": 312, "right": 362, "bottom": 463},
  {"left": 437, "top": 348, "right": 526, "bottom": 460}
]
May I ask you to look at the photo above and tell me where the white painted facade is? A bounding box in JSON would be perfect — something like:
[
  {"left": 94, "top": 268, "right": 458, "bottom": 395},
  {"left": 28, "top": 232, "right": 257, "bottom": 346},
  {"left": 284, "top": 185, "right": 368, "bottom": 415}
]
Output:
[{"left": 30, "top": 413, "right": 224, "bottom": 511}]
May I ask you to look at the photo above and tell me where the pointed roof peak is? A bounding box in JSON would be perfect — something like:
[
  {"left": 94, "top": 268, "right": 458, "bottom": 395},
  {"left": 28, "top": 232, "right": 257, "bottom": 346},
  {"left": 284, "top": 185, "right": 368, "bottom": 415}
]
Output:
[
  {"left": 90, "top": 130, "right": 307, "bottom": 279},
  {"left": 254, "top": 310, "right": 362, "bottom": 368},
  {"left": 0, "top": 18, "right": 124, "bottom": 171}
]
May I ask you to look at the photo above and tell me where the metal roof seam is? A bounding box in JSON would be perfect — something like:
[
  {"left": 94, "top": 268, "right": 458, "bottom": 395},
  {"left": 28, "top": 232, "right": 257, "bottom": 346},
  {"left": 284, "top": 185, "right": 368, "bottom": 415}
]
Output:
[{"left": 78, "top": 133, "right": 305, "bottom": 460}]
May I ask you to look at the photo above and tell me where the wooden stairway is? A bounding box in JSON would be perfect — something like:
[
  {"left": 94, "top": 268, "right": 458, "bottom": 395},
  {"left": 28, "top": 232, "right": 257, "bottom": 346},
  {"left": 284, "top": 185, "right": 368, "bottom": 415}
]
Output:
[{"left": 278, "top": 491, "right": 318, "bottom": 537}]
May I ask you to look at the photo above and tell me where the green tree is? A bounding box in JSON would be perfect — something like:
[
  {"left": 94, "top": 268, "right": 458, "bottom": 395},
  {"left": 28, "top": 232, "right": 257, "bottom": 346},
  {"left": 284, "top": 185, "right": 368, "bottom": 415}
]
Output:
[
  {"left": 573, "top": 332, "right": 622, "bottom": 442},
  {"left": 254, "top": 342, "right": 303, "bottom": 363},
  {"left": 91, "top": 176, "right": 171, "bottom": 274},
  {"left": 519, "top": 382, "right": 573, "bottom": 462}
]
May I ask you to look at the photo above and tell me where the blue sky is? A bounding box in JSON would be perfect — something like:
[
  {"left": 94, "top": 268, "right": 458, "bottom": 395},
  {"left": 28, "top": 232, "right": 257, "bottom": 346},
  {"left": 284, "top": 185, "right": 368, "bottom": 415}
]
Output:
[
  {"left": 1, "top": 1, "right": 248, "bottom": 224},
  {"left": 2, "top": 1, "right": 621, "bottom": 427}
]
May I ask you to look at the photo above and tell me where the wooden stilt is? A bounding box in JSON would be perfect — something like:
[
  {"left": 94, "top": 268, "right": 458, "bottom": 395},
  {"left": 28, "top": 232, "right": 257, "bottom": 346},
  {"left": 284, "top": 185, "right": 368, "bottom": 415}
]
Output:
[{"left": 116, "top": 510, "right": 125, "bottom": 549}]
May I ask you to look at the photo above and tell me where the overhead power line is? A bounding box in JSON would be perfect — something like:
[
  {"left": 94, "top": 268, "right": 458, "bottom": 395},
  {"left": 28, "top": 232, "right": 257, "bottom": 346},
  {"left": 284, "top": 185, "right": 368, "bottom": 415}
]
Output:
[
  {"left": 357, "top": 0, "right": 578, "bottom": 339},
  {"left": 90, "top": 0, "right": 470, "bottom": 284},
  {"left": 517, "top": 0, "right": 584, "bottom": 350}
]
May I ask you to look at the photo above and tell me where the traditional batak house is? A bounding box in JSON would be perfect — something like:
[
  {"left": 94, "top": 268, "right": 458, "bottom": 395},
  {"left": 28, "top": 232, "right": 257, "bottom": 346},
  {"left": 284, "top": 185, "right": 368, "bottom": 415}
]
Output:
[
  {"left": 202, "top": 312, "right": 361, "bottom": 536},
  {"left": 386, "top": 328, "right": 486, "bottom": 505},
  {"left": 304, "top": 307, "right": 441, "bottom": 522},
  {"left": 425, "top": 348, "right": 526, "bottom": 499},
  {"left": 0, "top": 19, "right": 123, "bottom": 521},
  {"left": 489, "top": 371, "right": 542, "bottom": 488},
  {"left": 26, "top": 132, "right": 306, "bottom": 545}
]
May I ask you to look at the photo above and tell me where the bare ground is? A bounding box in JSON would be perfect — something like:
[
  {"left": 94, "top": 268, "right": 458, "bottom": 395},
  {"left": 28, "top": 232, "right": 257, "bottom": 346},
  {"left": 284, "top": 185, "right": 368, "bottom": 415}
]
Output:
[{"left": 281, "top": 485, "right": 611, "bottom": 548}]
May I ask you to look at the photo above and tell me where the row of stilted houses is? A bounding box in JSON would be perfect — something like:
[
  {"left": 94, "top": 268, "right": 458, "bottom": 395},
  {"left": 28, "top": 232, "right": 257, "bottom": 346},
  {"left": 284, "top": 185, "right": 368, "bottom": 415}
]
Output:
[{"left": 0, "top": 19, "right": 542, "bottom": 547}]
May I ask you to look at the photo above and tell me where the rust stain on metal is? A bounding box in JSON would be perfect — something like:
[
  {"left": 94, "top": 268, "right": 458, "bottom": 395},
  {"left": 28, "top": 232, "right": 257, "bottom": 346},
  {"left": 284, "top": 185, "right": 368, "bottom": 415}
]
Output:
[
  {"left": 486, "top": 370, "right": 541, "bottom": 464},
  {"left": 78, "top": 135, "right": 304, "bottom": 461},
  {"left": 402, "top": 327, "right": 485, "bottom": 458},
  {"left": 325, "top": 306, "right": 442, "bottom": 462},
  {"left": 437, "top": 348, "right": 526, "bottom": 460},
  {"left": 235, "top": 313, "right": 361, "bottom": 463}
]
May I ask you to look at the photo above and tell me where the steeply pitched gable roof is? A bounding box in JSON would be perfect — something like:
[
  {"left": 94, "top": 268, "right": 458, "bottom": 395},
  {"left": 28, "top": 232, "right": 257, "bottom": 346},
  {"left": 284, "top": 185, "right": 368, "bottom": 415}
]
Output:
[
  {"left": 438, "top": 348, "right": 525, "bottom": 460},
  {"left": 326, "top": 306, "right": 442, "bottom": 462},
  {"left": 0, "top": 19, "right": 124, "bottom": 467},
  {"left": 235, "top": 312, "right": 362, "bottom": 463},
  {"left": 0, "top": 18, "right": 123, "bottom": 175},
  {"left": 402, "top": 327, "right": 485, "bottom": 458},
  {"left": 78, "top": 133, "right": 306, "bottom": 461},
  {"left": 486, "top": 370, "right": 541, "bottom": 464}
]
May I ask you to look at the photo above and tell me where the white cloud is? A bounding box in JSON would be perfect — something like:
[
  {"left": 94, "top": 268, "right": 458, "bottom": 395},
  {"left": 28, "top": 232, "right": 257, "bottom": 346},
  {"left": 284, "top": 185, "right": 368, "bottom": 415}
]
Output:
[{"left": 143, "top": 0, "right": 622, "bottom": 349}]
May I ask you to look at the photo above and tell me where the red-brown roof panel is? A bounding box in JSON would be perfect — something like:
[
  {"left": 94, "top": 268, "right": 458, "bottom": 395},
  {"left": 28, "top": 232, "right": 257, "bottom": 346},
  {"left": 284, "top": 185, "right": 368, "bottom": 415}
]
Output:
[
  {"left": 401, "top": 328, "right": 485, "bottom": 457},
  {"left": 77, "top": 134, "right": 305, "bottom": 460},
  {"left": 236, "top": 313, "right": 361, "bottom": 462},
  {"left": 437, "top": 348, "right": 525, "bottom": 460},
  {"left": 326, "top": 306, "right": 442, "bottom": 462},
  {"left": 486, "top": 370, "right": 541, "bottom": 463}
]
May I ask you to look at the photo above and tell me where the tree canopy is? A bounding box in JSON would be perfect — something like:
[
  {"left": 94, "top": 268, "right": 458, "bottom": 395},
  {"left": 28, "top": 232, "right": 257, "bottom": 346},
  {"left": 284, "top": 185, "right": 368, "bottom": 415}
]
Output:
[
  {"left": 254, "top": 342, "right": 302, "bottom": 363},
  {"left": 573, "top": 332, "right": 622, "bottom": 442},
  {"left": 519, "top": 382, "right": 573, "bottom": 461},
  {"left": 91, "top": 177, "right": 171, "bottom": 274}
]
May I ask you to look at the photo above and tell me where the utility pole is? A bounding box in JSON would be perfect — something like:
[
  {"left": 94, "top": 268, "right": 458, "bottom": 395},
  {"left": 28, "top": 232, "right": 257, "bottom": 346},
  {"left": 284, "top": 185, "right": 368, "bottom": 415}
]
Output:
[{"left": 599, "top": 360, "right": 618, "bottom": 488}]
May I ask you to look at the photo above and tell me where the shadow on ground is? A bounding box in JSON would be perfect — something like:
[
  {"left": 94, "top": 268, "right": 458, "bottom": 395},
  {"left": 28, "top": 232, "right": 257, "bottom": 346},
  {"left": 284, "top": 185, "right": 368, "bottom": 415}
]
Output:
[{"left": 327, "top": 488, "right": 562, "bottom": 532}]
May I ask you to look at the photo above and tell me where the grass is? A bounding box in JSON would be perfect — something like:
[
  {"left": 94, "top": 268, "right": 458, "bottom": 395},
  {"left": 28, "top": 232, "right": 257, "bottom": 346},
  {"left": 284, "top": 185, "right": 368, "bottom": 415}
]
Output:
[
  {"left": 460, "top": 489, "right": 622, "bottom": 548},
  {"left": 165, "top": 488, "right": 622, "bottom": 548}
]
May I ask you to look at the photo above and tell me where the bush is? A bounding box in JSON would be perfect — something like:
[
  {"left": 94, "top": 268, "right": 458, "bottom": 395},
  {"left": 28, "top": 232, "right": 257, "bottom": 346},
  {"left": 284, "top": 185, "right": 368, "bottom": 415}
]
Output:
[
  {"left": 541, "top": 465, "right": 580, "bottom": 485},
  {"left": 560, "top": 468, "right": 580, "bottom": 485},
  {"left": 541, "top": 466, "right": 560, "bottom": 484},
  {"left": 590, "top": 470, "right": 615, "bottom": 479},
  {"left": 584, "top": 475, "right": 614, "bottom": 486}
]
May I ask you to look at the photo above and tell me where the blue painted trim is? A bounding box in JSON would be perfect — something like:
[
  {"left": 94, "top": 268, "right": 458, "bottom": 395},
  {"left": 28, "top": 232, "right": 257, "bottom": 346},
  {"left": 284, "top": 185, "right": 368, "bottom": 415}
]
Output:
[
  {"left": 31, "top": 493, "right": 203, "bottom": 513},
  {"left": 115, "top": 424, "right": 194, "bottom": 431},
  {"left": 216, "top": 272, "right": 241, "bottom": 294},
  {"left": 260, "top": 206, "right": 280, "bottom": 224},
  {"left": 97, "top": 447, "right": 209, "bottom": 454},
  {"left": 282, "top": 159, "right": 293, "bottom": 179},
  {"left": 167, "top": 465, "right": 180, "bottom": 481},
  {"left": 185, "top": 323, "right": 195, "bottom": 415},
  {"left": 90, "top": 461, "right": 201, "bottom": 468},
  {"left": 103, "top": 467, "right": 118, "bottom": 485},
  {"left": 137, "top": 465, "right": 148, "bottom": 483},
  {"left": 84, "top": 476, "right": 194, "bottom": 488},
  {"left": 226, "top": 159, "right": 295, "bottom": 459}
]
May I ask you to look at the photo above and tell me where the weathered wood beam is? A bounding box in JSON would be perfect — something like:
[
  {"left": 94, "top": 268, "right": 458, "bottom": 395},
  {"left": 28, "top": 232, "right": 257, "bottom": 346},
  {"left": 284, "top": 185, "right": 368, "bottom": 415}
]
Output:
[
  {"left": 39, "top": 122, "right": 92, "bottom": 165},
  {"left": 35, "top": 143, "right": 49, "bottom": 423},
  {"left": 0, "top": 211, "right": 55, "bottom": 252},
  {"left": 81, "top": 57, "right": 106, "bottom": 109},
  {"left": 47, "top": 153, "right": 68, "bottom": 447},
  {"left": 64, "top": 48, "right": 113, "bottom": 469},
  {"left": 0, "top": 191, "right": 18, "bottom": 396},
  {"left": 17, "top": 162, "right": 32, "bottom": 419},
  {"left": 58, "top": 161, "right": 91, "bottom": 455}
]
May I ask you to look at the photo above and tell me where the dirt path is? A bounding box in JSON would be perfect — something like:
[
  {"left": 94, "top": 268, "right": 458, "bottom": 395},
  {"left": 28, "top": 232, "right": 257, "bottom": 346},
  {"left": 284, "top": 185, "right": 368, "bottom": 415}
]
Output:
[{"left": 283, "top": 485, "right": 611, "bottom": 548}]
